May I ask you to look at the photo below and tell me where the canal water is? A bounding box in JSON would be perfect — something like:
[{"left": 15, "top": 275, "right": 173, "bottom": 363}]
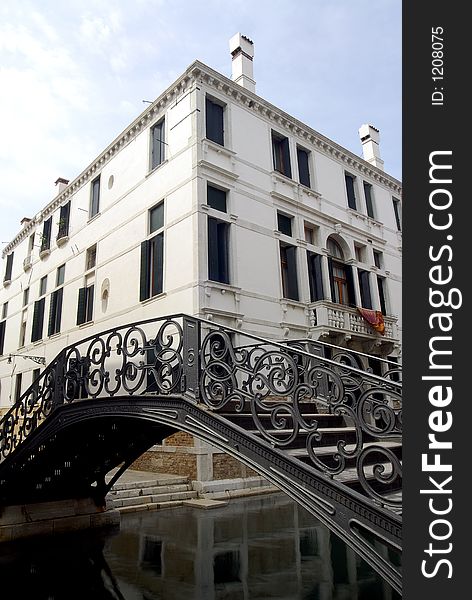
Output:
[{"left": 0, "top": 493, "right": 399, "bottom": 599}]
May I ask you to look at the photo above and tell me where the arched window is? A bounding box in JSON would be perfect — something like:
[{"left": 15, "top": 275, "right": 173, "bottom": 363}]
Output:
[{"left": 327, "top": 237, "right": 354, "bottom": 306}]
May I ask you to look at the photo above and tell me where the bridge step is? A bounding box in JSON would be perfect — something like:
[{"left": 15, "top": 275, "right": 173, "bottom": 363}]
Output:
[
  {"left": 219, "top": 413, "right": 345, "bottom": 428},
  {"left": 287, "top": 440, "right": 402, "bottom": 468},
  {"left": 109, "top": 483, "right": 191, "bottom": 500},
  {"left": 112, "top": 489, "right": 198, "bottom": 509},
  {"left": 250, "top": 426, "right": 361, "bottom": 449}
]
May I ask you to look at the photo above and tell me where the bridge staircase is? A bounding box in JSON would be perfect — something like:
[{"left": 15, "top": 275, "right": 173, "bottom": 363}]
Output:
[{"left": 0, "top": 314, "right": 402, "bottom": 593}]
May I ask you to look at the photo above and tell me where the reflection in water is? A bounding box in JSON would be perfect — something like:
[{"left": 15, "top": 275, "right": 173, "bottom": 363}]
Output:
[{"left": 0, "top": 494, "right": 399, "bottom": 599}]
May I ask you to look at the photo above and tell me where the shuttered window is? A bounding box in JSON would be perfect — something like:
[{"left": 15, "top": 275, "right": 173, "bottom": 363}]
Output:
[
  {"left": 58, "top": 202, "right": 70, "bottom": 239},
  {"left": 358, "top": 269, "right": 373, "bottom": 309},
  {"left": 48, "top": 288, "right": 63, "bottom": 336},
  {"left": 206, "top": 97, "right": 224, "bottom": 146},
  {"left": 272, "top": 132, "right": 292, "bottom": 178},
  {"left": 77, "top": 285, "right": 94, "bottom": 325},
  {"left": 377, "top": 276, "right": 387, "bottom": 314},
  {"left": 41, "top": 217, "right": 52, "bottom": 252},
  {"left": 3, "top": 253, "right": 14, "bottom": 283},
  {"left": 363, "top": 182, "right": 375, "bottom": 218},
  {"left": 140, "top": 234, "right": 164, "bottom": 301},
  {"left": 280, "top": 244, "right": 299, "bottom": 300},
  {"left": 90, "top": 176, "right": 100, "bottom": 218},
  {"left": 31, "top": 298, "right": 46, "bottom": 342},
  {"left": 0, "top": 320, "right": 5, "bottom": 355},
  {"left": 345, "top": 174, "right": 357, "bottom": 210},
  {"left": 307, "top": 252, "right": 324, "bottom": 302},
  {"left": 208, "top": 218, "right": 229, "bottom": 284},
  {"left": 151, "top": 119, "right": 165, "bottom": 170},
  {"left": 297, "top": 147, "right": 311, "bottom": 187}
]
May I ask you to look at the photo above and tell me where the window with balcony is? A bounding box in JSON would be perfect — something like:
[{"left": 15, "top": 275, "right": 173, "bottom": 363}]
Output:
[
  {"left": 327, "top": 237, "right": 354, "bottom": 306},
  {"left": 280, "top": 243, "right": 299, "bottom": 300},
  {"left": 57, "top": 202, "right": 71, "bottom": 240},
  {"left": 90, "top": 176, "right": 101, "bottom": 218},
  {"left": 150, "top": 119, "right": 165, "bottom": 170},
  {"left": 272, "top": 131, "right": 292, "bottom": 178},
  {"left": 345, "top": 173, "right": 357, "bottom": 210},
  {"left": 377, "top": 276, "right": 388, "bottom": 314},
  {"left": 40, "top": 217, "right": 52, "bottom": 253},
  {"left": 140, "top": 203, "right": 165, "bottom": 301},
  {"left": 297, "top": 146, "right": 311, "bottom": 187},
  {"left": 206, "top": 96, "right": 224, "bottom": 146}
]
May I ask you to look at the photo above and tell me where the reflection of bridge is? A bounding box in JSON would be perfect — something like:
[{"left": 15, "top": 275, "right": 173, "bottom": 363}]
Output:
[{"left": 0, "top": 314, "right": 402, "bottom": 593}]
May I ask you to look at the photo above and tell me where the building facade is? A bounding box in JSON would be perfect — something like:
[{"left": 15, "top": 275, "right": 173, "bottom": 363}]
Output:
[{"left": 0, "top": 36, "right": 402, "bottom": 431}]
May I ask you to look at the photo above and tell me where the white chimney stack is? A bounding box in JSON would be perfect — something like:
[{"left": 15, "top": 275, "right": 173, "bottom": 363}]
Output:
[
  {"left": 229, "top": 33, "right": 255, "bottom": 93},
  {"left": 55, "top": 177, "right": 69, "bottom": 195},
  {"left": 358, "top": 124, "right": 384, "bottom": 170}
]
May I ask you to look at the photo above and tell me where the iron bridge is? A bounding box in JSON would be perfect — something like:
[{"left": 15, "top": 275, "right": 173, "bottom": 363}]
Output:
[{"left": 0, "top": 314, "right": 402, "bottom": 593}]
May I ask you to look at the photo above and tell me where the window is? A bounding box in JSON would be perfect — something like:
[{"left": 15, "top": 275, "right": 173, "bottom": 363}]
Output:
[
  {"left": 358, "top": 269, "right": 373, "bottom": 309},
  {"left": 392, "top": 197, "right": 402, "bottom": 231},
  {"left": 345, "top": 173, "right": 357, "bottom": 210},
  {"left": 363, "top": 182, "right": 375, "bottom": 218},
  {"left": 280, "top": 244, "right": 299, "bottom": 300},
  {"left": 48, "top": 288, "right": 63, "bottom": 336},
  {"left": 140, "top": 205, "right": 165, "bottom": 301},
  {"left": 272, "top": 131, "right": 292, "bottom": 178},
  {"left": 327, "top": 237, "right": 354, "bottom": 306},
  {"left": 39, "top": 276, "right": 47, "bottom": 297},
  {"left": 297, "top": 146, "right": 311, "bottom": 187},
  {"left": 373, "top": 250, "right": 382, "bottom": 269},
  {"left": 4, "top": 252, "right": 14, "bottom": 283},
  {"left": 14, "top": 373, "right": 23, "bottom": 403},
  {"left": 57, "top": 202, "right": 71, "bottom": 239},
  {"left": 1, "top": 302, "right": 7, "bottom": 320},
  {"left": 208, "top": 218, "right": 229, "bottom": 284},
  {"left": 150, "top": 119, "right": 165, "bottom": 170},
  {"left": 86, "top": 245, "right": 97, "bottom": 271},
  {"left": 77, "top": 284, "right": 94, "bottom": 325},
  {"left": 207, "top": 185, "right": 227, "bottom": 213},
  {"left": 304, "top": 224, "right": 315, "bottom": 245},
  {"left": 149, "top": 203, "right": 164, "bottom": 233},
  {"left": 377, "top": 276, "right": 388, "bottom": 314},
  {"left": 40, "top": 217, "right": 52, "bottom": 252},
  {"left": 31, "top": 298, "right": 45, "bottom": 342},
  {"left": 307, "top": 252, "right": 324, "bottom": 302},
  {"left": 206, "top": 97, "right": 224, "bottom": 146},
  {"left": 90, "top": 176, "right": 101, "bottom": 218},
  {"left": 27, "top": 234, "right": 35, "bottom": 257},
  {"left": 19, "top": 311, "right": 27, "bottom": 348},
  {"left": 277, "top": 212, "right": 293, "bottom": 237},
  {"left": 56, "top": 264, "right": 65, "bottom": 287},
  {"left": 23, "top": 288, "right": 29, "bottom": 307},
  {"left": 0, "top": 320, "right": 5, "bottom": 355}
]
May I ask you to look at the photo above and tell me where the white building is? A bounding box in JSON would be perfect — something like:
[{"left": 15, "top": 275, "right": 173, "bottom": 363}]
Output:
[{"left": 0, "top": 34, "right": 402, "bottom": 414}]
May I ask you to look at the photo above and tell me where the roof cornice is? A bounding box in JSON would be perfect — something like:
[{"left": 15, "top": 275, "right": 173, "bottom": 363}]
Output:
[{"left": 3, "top": 59, "right": 401, "bottom": 257}]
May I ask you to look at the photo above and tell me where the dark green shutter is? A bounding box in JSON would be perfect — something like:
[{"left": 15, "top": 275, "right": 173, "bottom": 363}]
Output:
[
  {"left": 345, "top": 265, "right": 356, "bottom": 307},
  {"left": 364, "top": 183, "right": 375, "bottom": 218},
  {"left": 208, "top": 217, "right": 219, "bottom": 281},
  {"left": 281, "top": 138, "right": 292, "bottom": 178},
  {"left": 327, "top": 257, "right": 336, "bottom": 302},
  {"left": 42, "top": 218, "right": 52, "bottom": 251},
  {"left": 297, "top": 148, "right": 310, "bottom": 187},
  {"left": 0, "top": 320, "right": 5, "bottom": 355},
  {"left": 140, "top": 240, "right": 150, "bottom": 301},
  {"left": 151, "top": 233, "right": 164, "bottom": 296},
  {"left": 345, "top": 174, "right": 356, "bottom": 210},
  {"left": 217, "top": 223, "right": 229, "bottom": 284},
  {"left": 86, "top": 285, "right": 94, "bottom": 322},
  {"left": 4, "top": 253, "right": 14, "bottom": 282},
  {"left": 308, "top": 252, "right": 324, "bottom": 302},
  {"left": 77, "top": 287, "right": 87, "bottom": 325},
  {"left": 377, "top": 277, "right": 387, "bottom": 314},
  {"left": 31, "top": 298, "right": 45, "bottom": 342},
  {"left": 358, "top": 270, "right": 372, "bottom": 309},
  {"left": 48, "top": 291, "right": 57, "bottom": 336},
  {"left": 285, "top": 246, "right": 299, "bottom": 300}
]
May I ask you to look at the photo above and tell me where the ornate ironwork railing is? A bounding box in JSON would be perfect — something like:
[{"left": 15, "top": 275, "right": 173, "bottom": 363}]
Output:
[{"left": 0, "top": 314, "right": 402, "bottom": 511}]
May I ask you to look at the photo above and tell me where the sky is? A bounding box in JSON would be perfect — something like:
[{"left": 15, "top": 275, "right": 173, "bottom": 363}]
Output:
[{"left": 0, "top": 0, "right": 401, "bottom": 248}]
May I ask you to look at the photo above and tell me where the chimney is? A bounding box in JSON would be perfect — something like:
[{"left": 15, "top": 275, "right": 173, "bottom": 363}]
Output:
[
  {"left": 55, "top": 177, "right": 70, "bottom": 195},
  {"left": 229, "top": 33, "right": 255, "bottom": 93},
  {"left": 358, "top": 124, "right": 384, "bottom": 170},
  {"left": 20, "top": 217, "right": 32, "bottom": 228}
]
